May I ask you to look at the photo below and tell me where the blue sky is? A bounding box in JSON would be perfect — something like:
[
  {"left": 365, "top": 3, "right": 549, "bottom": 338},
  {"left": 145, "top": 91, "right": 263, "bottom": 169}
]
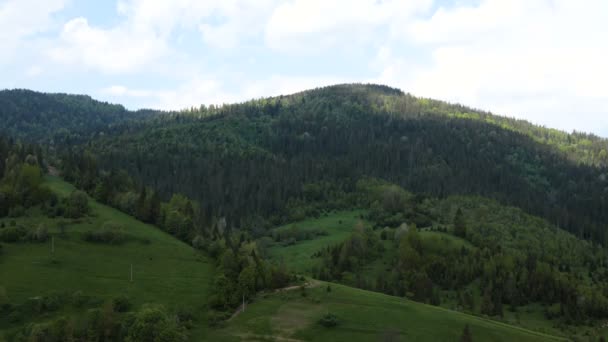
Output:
[{"left": 1, "top": 0, "right": 607, "bottom": 137}]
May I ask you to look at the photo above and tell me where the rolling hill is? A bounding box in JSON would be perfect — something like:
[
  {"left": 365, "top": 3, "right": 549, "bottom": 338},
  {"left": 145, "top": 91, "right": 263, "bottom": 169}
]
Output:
[
  {"left": 2, "top": 84, "right": 608, "bottom": 340},
  {"left": 209, "top": 281, "right": 564, "bottom": 341},
  {"left": 0, "top": 176, "right": 215, "bottom": 340}
]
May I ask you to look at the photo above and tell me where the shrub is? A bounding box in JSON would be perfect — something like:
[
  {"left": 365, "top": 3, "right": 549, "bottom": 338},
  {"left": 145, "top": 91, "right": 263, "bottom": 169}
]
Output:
[
  {"left": 0, "top": 226, "right": 28, "bottom": 242},
  {"left": 192, "top": 235, "right": 207, "bottom": 250},
  {"left": 113, "top": 295, "right": 132, "bottom": 312},
  {"left": 176, "top": 307, "right": 195, "bottom": 328},
  {"left": 66, "top": 190, "right": 89, "bottom": 218},
  {"left": 8, "top": 206, "right": 25, "bottom": 218},
  {"left": 83, "top": 229, "right": 127, "bottom": 244},
  {"left": 207, "top": 310, "right": 231, "bottom": 327},
  {"left": 318, "top": 313, "right": 339, "bottom": 327},
  {"left": 71, "top": 291, "right": 90, "bottom": 308}
]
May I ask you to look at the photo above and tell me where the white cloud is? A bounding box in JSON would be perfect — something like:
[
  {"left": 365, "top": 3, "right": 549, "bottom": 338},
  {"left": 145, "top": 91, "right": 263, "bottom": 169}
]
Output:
[
  {"left": 0, "top": 0, "right": 66, "bottom": 62},
  {"left": 3, "top": 0, "right": 608, "bottom": 136},
  {"left": 101, "top": 79, "right": 236, "bottom": 110},
  {"left": 265, "top": 0, "right": 432, "bottom": 53},
  {"left": 100, "top": 74, "right": 348, "bottom": 110},
  {"left": 50, "top": 17, "right": 170, "bottom": 73},
  {"left": 374, "top": 0, "right": 608, "bottom": 134}
]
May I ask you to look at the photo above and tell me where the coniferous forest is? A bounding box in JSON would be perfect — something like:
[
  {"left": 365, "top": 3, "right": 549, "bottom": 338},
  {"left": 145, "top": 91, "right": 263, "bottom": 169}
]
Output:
[{"left": 2, "top": 84, "right": 608, "bottom": 341}]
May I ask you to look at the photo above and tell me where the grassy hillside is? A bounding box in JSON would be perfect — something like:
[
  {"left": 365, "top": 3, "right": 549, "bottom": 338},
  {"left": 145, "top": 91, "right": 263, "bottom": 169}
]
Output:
[
  {"left": 258, "top": 194, "right": 608, "bottom": 340},
  {"left": 209, "top": 281, "right": 564, "bottom": 341},
  {"left": 266, "top": 210, "right": 365, "bottom": 273},
  {"left": 0, "top": 176, "right": 214, "bottom": 338}
]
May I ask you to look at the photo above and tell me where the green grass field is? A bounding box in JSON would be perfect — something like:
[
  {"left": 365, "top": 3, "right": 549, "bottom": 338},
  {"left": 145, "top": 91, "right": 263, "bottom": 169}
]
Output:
[
  {"left": 209, "top": 281, "right": 564, "bottom": 341},
  {"left": 267, "top": 210, "right": 366, "bottom": 274},
  {"left": 0, "top": 176, "right": 215, "bottom": 338}
]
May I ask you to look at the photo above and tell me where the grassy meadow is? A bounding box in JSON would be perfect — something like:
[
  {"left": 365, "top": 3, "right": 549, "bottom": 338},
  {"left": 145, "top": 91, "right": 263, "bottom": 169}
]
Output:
[
  {"left": 209, "top": 281, "right": 564, "bottom": 341},
  {"left": 0, "top": 176, "right": 215, "bottom": 338}
]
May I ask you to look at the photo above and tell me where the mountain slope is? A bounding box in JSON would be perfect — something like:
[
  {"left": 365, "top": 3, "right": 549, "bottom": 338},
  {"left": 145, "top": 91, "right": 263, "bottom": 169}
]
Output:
[
  {"left": 0, "top": 89, "right": 158, "bottom": 144},
  {"left": 79, "top": 84, "right": 608, "bottom": 244},
  {"left": 209, "top": 281, "right": 565, "bottom": 341},
  {"left": 0, "top": 176, "right": 214, "bottom": 339}
]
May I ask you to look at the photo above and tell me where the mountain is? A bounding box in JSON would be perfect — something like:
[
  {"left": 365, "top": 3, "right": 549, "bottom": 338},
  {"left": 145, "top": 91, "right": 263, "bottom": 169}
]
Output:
[
  {"left": 0, "top": 89, "right": 159, "bottom": 144},
  {"left": 66, "top": 84, "right": 608, "bottom": 244},
  {"left": 2, "top": 84, "right": 608, "bottom": 340}
]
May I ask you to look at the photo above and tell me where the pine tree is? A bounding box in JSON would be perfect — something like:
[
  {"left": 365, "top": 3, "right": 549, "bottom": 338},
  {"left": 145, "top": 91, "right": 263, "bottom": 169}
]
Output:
[
  {"left": 454, "top": 208, "right": 467, "bottom": 238},
  {"left": 149, "top": 191, "right": 161, "bottom": 224},
  {"left": 136, "top": 186, "right": 147, "bottom": 221}
]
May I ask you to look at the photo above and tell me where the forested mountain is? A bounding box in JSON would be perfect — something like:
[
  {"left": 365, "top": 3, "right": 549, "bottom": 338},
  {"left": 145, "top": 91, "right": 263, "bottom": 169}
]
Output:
[
  {"left": 69, "top": 84, "right": 608, "bottom": 245},
  {"left": 0, "top": 89, "right": 159, "bottom": 145},
  {"left": 3, "top": 84, "right": 608, "bottom": 340}
]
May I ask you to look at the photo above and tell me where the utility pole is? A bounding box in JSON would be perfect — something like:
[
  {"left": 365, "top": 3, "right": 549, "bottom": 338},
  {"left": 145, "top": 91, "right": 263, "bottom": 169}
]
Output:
[
  {"left": 243, "top": 295, "right": 245, "bottom": 312},
  {"left": 130, "top": 264, "right": 133, "bottom": 282},
  {"left": 51, "top": 236, "right": 55, "bottom": 254}
]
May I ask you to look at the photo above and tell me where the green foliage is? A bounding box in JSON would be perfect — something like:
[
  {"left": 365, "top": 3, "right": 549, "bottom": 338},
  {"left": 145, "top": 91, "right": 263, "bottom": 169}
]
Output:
[
  {"left": 126, "top": 304, "right": 187, "bottom": 342},
  {"left": 210, "top": 281, "right": 561, "bottom": 341},
  {"left": 82, "top": 229, "right": 128, "bottom": 244},
  {"left": 62, "top": 84, "right": 608, "bottom": 249},
  {"left": 0, "top": 176, "right": 214, "bottom": 339},
  {"left": 0, "top": 89, "right": 157, "bottom": 143},
  {"left": 454, "top": 208, "right": 467, "bottom": 238},
  {"left": 318, "top": 313, "right": 339, "bottom": 327},
  {"left": 66, "top": 190, "right": 89, "bottom": 218}
]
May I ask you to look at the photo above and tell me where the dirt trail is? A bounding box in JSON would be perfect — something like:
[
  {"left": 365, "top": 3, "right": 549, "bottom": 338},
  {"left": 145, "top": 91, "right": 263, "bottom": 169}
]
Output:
[
  {"left": 228, "top": 279, "right": 321, "bottom": 321},
  {"left": 47, "top": 165, "right": 60, "bottom": 176}
]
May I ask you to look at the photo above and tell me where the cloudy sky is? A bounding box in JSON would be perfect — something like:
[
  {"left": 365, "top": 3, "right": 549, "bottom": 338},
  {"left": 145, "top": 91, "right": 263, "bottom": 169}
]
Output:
[{"left": 1, "top": 0, "right": 607, "bottom": 136}]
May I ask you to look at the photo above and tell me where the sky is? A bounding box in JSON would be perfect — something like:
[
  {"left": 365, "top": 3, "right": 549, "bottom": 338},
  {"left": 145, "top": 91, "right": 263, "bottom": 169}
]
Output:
[{"left": 1, "top": 0, "right": 607, "bottom": 137}]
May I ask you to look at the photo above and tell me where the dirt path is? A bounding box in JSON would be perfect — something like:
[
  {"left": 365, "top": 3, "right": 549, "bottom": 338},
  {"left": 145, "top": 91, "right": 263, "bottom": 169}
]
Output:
[
  {"left": 228, "top": 279, "right": 321, "bottom": 321},
  {"left": 47, "top": 165, "right": 60, "bottom": 176}
]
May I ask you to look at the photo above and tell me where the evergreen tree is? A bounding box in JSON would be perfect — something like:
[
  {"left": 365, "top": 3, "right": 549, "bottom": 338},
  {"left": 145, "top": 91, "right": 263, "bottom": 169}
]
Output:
[{"left": 454, "top": 208, "right": 467, "bottom": 238}]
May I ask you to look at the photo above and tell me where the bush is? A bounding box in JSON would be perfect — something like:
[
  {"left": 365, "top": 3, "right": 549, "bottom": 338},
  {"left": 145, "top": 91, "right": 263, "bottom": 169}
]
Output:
[
  {"left": 0, "top": 226, "right": 28, "bottom": 242},
  {"left": 176, "top": 307, "right": 195, "bottom": 328},
  {"left": 113, "top": 295, "right": 132, "bottom": 312},
  {"left": 83, "top": 229, "right": 127, "bottom": 244},
  {"left": 207, "top": 310, "right": 231, "bottom": 327},
  {"left": 192, "top": 235, "right": 207, "bottom": 250},
  {"left": 66, "top": 190, "right": 89, "bottom": 218},
  {"left": 71, "top": 291, "right": 90, "bottom": 308},
  {"left": 8, "top": 206, "right": 25, "bottom": 218},
  {"left": 318, "top": 313, "right": 339, "bottom": 327}
]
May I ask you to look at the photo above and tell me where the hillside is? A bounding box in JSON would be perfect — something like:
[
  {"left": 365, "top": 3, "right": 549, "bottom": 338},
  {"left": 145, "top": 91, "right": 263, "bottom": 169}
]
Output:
[
  {"left": 0, "top": 176, "right": 215, "bottom": 340},
  {"left": 257, "top": 177, "right": 608, "bottom": 338},
  {"left": 209, "top": 281, "right": 564, "bottom": 341},
  {"left": 0, "top": 89, "right": 159, "bottom": 144},
  {"left": 74, "top": 84, "right": 608, "bottom": 245},
  {"left": 0, "top": 177, "right": 572, "bottom": 340},
  {"left": 2, "top": 84, "right": 608, "bottom": 340}
]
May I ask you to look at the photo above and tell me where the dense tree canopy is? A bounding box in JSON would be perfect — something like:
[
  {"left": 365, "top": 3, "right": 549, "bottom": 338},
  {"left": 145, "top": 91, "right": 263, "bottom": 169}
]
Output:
[{"left": 71, "top": 84, "right": 608, "bottom": 245}]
